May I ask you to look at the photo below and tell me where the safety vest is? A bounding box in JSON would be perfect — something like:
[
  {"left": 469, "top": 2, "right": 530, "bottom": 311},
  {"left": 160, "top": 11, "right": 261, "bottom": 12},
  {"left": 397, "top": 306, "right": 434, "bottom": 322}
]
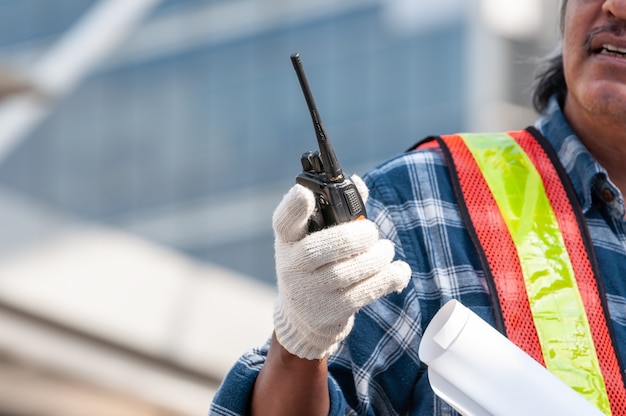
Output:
[{"left": 414, "top": 127, "right": 626, "bottom": 415}]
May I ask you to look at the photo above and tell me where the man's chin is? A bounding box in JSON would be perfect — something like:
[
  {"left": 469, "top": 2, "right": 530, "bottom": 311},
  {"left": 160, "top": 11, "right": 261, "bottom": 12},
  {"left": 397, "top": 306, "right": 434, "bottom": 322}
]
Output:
[{"left": 576, "top": 81, "right": 626, "bottom": 119}]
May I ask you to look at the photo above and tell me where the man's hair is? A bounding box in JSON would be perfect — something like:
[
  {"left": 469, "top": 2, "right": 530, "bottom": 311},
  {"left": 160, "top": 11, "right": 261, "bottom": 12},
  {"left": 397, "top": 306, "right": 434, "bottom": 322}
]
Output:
[{"left": 531, "top": 0, "right": 568, "bottom": 114}]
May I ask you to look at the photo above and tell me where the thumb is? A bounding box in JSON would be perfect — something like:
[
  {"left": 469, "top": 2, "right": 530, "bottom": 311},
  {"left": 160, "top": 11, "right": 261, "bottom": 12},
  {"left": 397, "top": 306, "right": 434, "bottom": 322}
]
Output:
[{"left": 272, "top": 184, "right": 316, "bottom": 243}]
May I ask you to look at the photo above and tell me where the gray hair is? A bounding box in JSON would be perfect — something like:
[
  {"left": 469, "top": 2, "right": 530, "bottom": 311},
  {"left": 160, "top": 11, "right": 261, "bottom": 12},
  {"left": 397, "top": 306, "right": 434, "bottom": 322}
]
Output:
[{"left": 531, "top": 0, "right": 568, "bottom": 113}]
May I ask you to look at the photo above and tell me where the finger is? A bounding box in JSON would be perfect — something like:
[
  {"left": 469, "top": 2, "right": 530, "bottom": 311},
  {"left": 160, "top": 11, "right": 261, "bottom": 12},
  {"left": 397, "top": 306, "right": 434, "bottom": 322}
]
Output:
[
  {"left": 294, "top": 220, "right": 381, "bottom": 271},
  {"left": 342, "top": 260, "right": 411, "bottom": 310},
  {"left": 312, "top": 239, "right": 397, "bottom": 290},
  {"left": 272, "top": 184, "right": 316, "bottom": 243}
]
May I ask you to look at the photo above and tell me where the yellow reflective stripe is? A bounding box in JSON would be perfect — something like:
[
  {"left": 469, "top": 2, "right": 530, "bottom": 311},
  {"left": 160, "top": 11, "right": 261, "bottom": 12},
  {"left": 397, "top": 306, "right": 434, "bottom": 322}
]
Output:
[{"left": 460, "top": 132, "right": 611, "bottom": 415}]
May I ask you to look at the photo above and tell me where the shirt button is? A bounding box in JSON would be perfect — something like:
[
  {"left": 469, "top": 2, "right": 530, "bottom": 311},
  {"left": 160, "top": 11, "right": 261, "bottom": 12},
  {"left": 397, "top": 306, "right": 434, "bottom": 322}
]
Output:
[{"left": 600, "top": 188, "right": 615, "bottom": 203}]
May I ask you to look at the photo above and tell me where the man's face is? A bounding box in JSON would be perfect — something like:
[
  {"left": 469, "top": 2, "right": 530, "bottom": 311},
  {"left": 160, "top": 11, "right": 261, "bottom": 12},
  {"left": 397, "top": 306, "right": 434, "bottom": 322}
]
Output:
[{"left": 562, "top": 0, "right": 626, "bottom": 123}]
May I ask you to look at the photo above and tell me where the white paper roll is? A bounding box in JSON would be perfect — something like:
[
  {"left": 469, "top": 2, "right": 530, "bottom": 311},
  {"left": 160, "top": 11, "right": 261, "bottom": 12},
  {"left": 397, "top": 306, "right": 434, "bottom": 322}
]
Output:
[{"left": 418, "top": 300, "right": 605, "bottom": 416}]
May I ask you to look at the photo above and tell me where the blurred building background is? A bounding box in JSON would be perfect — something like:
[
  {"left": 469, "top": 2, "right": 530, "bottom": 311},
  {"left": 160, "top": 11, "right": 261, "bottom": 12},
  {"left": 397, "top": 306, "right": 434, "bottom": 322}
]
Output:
[{"left": 0, "top": 0, "right": 560, "bottom": 414}]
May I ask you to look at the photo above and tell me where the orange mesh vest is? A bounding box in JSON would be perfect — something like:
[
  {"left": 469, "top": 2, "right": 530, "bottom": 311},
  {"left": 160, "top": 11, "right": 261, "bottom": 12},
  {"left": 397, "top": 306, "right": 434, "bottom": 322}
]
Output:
[{"left": 414, "top": 127, "right": 626, "bottom": 415}]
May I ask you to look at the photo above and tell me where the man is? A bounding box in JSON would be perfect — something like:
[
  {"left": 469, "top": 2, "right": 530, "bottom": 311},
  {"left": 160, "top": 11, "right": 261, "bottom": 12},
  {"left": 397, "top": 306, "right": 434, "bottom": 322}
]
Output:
[{"left": 210, "top": 0, "right": 626, "bottom": 414}]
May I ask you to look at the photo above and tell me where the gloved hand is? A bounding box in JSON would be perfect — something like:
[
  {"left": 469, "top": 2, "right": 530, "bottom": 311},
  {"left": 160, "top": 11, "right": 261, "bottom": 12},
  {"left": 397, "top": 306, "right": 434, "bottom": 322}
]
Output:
[{"left": 272, "top": 175, "right": 411, "bottom": 360}]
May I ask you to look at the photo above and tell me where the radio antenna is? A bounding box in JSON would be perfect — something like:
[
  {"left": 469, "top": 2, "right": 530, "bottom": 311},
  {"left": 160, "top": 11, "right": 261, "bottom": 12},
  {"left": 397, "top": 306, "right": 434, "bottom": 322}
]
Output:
[{"left": 290, "top": 53, "right": 343, "bottom": 182}]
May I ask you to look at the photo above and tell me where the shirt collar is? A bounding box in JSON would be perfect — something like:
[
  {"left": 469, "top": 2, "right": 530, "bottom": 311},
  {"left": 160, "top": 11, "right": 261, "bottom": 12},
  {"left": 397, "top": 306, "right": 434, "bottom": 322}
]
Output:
[{"left": 534, "top": 95, "right": 625, "bottom": 218}]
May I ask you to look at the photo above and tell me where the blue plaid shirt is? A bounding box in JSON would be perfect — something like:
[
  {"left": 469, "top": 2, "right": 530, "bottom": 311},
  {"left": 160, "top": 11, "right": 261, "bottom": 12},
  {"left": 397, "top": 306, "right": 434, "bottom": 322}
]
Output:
[{"left": 209, "top": 97, "right": 626, "bottom": 415}]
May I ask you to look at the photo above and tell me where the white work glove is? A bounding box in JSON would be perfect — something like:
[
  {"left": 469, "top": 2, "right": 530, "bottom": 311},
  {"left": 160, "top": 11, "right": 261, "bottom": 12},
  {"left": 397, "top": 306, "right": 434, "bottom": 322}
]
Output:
[{"left": 272, "top": 175, "right": 411, "bottom": 360}]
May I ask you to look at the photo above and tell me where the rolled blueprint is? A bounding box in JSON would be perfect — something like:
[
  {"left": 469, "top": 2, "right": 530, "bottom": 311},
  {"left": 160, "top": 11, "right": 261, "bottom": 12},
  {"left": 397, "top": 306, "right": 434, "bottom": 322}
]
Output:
[{"left": 418, "top": 300, "right": 604, "bottom": 416}]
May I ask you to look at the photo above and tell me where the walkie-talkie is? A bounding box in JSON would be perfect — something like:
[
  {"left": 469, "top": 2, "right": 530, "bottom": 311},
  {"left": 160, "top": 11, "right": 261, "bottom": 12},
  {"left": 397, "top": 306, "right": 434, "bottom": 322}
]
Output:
[{"left": 291, "top": 53, "right": 366, "bottom": 232}]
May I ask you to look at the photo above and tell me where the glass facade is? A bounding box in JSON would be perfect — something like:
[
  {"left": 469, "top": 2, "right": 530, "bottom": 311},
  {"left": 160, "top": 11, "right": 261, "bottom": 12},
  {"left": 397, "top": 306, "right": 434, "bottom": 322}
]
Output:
[{"left": 0, "top": 1, "right": 466, "bottom": 284}]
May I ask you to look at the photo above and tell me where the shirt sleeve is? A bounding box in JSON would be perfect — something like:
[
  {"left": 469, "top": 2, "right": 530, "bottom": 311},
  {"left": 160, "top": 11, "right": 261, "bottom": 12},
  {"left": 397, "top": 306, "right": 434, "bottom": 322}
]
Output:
[
  {"left": 208, "top": 340, "right": 350, "bottom": 415},
  {"left": 208, "top": 340, "right": 270, "bottom": 415}
]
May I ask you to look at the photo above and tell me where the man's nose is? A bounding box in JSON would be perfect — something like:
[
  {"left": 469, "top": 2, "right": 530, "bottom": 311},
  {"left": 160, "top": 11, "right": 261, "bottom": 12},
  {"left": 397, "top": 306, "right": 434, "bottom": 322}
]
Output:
[{"left": 603, "top": 0, "right": 626, "bottom": 21}]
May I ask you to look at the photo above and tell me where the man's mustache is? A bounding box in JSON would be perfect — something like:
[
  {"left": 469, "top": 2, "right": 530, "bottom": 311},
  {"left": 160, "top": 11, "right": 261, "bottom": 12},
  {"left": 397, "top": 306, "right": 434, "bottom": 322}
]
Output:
[{"left": 584, "top": 21, "right": 626, "bottom": 50}]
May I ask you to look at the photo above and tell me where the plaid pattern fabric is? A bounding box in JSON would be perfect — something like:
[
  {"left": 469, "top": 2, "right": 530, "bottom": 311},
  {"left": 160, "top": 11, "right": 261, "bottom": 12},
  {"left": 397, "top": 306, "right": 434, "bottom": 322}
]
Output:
[{"left": 209, "top": 96, "right": 626, "bottom": 415}]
